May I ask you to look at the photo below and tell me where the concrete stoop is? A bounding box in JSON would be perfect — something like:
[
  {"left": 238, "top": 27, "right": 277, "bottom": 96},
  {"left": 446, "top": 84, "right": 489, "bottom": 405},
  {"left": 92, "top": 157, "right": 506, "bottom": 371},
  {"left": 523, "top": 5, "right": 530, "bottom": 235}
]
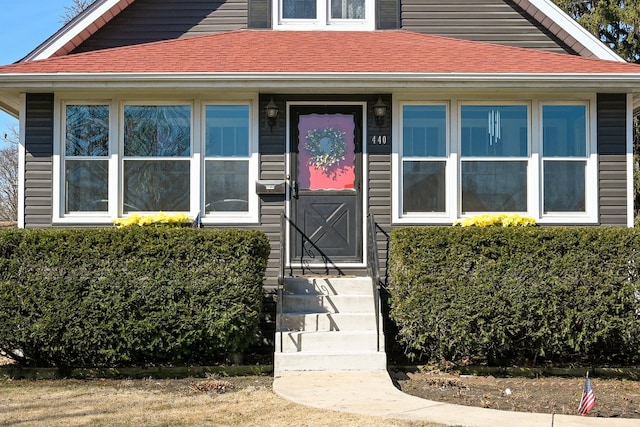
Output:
[{"left": 274, "top": 276, "right": 386, "bottom": 372}]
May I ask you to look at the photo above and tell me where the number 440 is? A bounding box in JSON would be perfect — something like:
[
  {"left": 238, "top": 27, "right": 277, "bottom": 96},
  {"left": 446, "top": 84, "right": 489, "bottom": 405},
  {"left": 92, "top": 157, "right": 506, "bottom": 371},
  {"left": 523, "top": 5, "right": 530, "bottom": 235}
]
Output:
[{"left": 371, "top": 135, "right": 388, "bottom": 145}]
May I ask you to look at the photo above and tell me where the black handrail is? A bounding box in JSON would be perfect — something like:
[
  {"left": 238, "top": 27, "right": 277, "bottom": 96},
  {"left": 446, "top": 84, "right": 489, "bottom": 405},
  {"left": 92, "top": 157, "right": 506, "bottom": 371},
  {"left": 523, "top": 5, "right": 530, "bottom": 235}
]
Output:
[
  {"left": 278, "top": 211, "right": 286, "bottom": 289},
  {"left": 367, "top": 212, "right": 381, "bottom": 287},
  {"left": 277, "top": 211, "right": 286, "bottom": 353},
  {"left": 367, "top": 212, "right": 382, "bottom": 352}
]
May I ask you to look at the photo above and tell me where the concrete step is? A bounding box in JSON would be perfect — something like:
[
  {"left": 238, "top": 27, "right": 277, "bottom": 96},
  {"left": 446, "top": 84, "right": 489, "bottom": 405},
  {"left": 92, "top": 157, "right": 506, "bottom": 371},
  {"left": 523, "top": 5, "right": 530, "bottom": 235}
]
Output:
[
  {"left": 277, "top": 312, "right": 377, "bottom": 332},
  {"left": 282, "top": 294, "right": 374, "bottom": 314},
  {"left": 274, "top": 351, "right": 387, "bottom": 372},
  {"left": 275, "top": 276, "right": 386, "bottom": 373},
  {"left": 277, "top": 331, "right": 380, "bottom": 353},
  {"left": 283, "top": 277, "right": 374, "bottom": 296}
]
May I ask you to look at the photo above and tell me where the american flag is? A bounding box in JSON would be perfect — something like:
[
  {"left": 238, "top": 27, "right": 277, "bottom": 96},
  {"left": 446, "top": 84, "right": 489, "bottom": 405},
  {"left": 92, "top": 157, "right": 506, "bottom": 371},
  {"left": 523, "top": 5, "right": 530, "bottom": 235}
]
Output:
[{"left": 578, "top": 373, "right": 595, "bottom": 416}]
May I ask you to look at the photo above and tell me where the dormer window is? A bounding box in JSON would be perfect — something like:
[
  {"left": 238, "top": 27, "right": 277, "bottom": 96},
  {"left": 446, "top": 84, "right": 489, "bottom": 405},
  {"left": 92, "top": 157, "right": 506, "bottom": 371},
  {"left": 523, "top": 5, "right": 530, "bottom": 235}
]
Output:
[{"left": 274, "top": 0, "right": 375, "bottom": 30}]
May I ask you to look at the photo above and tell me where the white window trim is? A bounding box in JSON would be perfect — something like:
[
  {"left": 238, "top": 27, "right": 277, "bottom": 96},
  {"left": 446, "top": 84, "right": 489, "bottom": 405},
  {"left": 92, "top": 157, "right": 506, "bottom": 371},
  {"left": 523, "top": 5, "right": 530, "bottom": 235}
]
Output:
[
  {"left": 200, "top": 100, "right": 259, "bottom": 224},
  {"left": 52, "top": 96, "right": 259, "bottom": 225},
  {"left": 458, "top": 101, "right": 532, "bottom": 218},
  {"left": 120, "top": 100, "right": 194, "bottom": 216},
  {"left": 273, "top": 0, "right": 375, "bottom": 30},
  {"left": 537, "top": 99, "right": 597, "bottom": 224},
  {"left": 393, "top": 101, "right": 453, "bottom": 224},
  {"left": 393, "top": 96, "right": 599, "bottom": 225},
  {"left": 53, "top": 99, "right": 114, "bottom": 224}
]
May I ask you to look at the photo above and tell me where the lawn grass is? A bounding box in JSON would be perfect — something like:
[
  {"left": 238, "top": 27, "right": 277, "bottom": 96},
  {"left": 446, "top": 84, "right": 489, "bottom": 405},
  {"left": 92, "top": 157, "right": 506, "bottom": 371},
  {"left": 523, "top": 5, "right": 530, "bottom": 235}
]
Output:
[{"left": 0, "top": 376, "right": 442, "bottom": 427}]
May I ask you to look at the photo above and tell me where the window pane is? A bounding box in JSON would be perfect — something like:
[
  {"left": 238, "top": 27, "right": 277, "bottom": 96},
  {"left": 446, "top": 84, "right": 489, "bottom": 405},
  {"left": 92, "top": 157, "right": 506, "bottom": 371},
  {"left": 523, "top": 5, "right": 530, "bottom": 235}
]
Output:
[
  {"left": 331, "top": 0, "right": 365, "bottom": 19},
  {"left": 462, "top": 161, "right": 527, "bottom": 212},
  {"left": 283, "top": 0, "right": 316, "bottom": 18},
  {"left": 543, "top": 105, "right": 586, "bottom": 157},
  {"left": 123, "top": 160, "right": 190, "bottom": 212},
  {"left": 403, "top": 105, "right": 446, "bottom": 157},
  {"left": 65, "top": 160, "right": 108, "bottom": 212},
  {"left": 205, "top": 106, "right": 249, "bottom": 157},
  {"left": 65, "top": 105, "right": 109, "bottom": 156},
  {"left": 403, "top": 161, "right": 446, "bottom": 213},
  {"left": 461, "top": 105, "right": 528, "bottom": 157},
  {"left": 205, "top": 161, "right": 249, "bottom": 212},
  {"left": 544, "top": 160, "right": 586, "bottom": 212},
  {"left": 124, "top": 105, "right": 191, "bottom": 157}
]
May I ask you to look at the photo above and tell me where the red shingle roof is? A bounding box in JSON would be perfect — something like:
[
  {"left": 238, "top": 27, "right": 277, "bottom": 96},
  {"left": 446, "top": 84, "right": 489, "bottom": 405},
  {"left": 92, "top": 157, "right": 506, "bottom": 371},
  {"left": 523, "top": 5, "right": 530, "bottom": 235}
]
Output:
[{"left": 2, "top": 30, "right": 640, "bottom": 75}]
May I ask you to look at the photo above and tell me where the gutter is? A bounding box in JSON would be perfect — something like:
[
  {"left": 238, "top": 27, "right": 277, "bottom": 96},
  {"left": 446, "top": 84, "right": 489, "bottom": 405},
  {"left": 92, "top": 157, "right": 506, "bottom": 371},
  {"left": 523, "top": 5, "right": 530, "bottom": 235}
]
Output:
[{"left": 1, "top": 72, "right": 640, "bottom": 88}]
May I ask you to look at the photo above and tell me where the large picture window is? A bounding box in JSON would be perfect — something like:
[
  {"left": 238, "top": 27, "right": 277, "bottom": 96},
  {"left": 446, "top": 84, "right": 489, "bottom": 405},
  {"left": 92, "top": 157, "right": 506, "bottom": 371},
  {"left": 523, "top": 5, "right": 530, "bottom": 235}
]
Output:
[
  {"left": 123, "top": 105, "right": 191, "bottom": 212},
  {"left": 395, "top": 99, "right": 594, "bottom": 224},
  {"left": 56, "top": 99, "right": 257, "bottom": 224},
  {"left": 460, "top": 105, "right": 529, "bottom": 213},
  {"left": 64, "top": 104, "right": 110, "bottom": 213}
]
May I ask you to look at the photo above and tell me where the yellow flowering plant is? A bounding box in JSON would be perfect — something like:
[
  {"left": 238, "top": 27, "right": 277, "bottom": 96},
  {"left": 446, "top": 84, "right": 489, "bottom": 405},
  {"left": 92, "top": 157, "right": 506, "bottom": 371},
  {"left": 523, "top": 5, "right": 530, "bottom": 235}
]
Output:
[
  {"left": 113, "top": 212, "right": 193, "bottom": 228},
  {"left": 454, "top": 213, "right": 536, "bottom": 227}
]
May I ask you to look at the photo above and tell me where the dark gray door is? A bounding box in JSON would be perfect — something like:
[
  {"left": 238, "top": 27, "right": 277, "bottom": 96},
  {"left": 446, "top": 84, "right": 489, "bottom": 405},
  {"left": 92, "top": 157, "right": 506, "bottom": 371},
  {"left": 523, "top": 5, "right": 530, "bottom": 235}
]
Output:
[{"left": 290, "top": 105, "right": 363, "bottom": 264}]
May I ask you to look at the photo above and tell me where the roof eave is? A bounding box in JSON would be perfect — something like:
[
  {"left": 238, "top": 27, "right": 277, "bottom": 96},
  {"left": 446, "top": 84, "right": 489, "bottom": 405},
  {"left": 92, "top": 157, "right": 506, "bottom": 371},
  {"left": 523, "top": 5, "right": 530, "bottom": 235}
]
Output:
[
  {"left": 22, "top": 0, "right": 135, "bottom": 62},
  {"left": 513, "top": 0, "right": 625, "bottom": 62},
  {"left": 2, "top": 72, "right": 639, "bottom": 116},
  {"left": 1, "top": 72, "right": 640, "bottom": 90}
]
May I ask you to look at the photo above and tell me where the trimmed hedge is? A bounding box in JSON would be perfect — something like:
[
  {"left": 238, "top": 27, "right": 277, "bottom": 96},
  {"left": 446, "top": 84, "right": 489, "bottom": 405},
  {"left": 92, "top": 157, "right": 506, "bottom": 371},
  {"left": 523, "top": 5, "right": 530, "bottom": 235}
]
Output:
[
  {"left": 0, "top": 228, "right": 270, "bottom": 368},
  {"left": 388, "top": 227, "right": 640, "bottom": 366}
]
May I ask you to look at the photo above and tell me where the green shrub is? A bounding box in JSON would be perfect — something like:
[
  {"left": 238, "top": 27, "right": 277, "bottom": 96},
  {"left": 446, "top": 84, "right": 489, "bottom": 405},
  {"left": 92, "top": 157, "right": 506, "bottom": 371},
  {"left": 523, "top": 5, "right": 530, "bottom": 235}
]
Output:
[
  {"left": 0, "top": 228, "right": 270, "bottom": 368},
  {"left": 388, "top": 227, "right": 640, "bottom": 366}
]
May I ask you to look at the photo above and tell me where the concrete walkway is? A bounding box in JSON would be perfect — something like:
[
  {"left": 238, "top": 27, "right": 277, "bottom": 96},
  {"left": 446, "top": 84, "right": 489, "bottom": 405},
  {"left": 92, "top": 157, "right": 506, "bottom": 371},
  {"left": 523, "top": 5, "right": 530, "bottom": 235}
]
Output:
[{"left": 273, "top": 370, "right": 638, "bottom": 427}]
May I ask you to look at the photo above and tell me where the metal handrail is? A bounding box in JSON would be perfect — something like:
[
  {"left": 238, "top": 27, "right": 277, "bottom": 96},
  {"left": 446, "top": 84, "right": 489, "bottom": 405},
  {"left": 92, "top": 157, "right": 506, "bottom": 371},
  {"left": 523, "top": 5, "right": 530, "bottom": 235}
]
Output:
[
  {"left": 277, "top": 211, "right": 286, "bottom": 353},
  {"left": 366, "top": 212, "right": 382, "bottom": 352}
]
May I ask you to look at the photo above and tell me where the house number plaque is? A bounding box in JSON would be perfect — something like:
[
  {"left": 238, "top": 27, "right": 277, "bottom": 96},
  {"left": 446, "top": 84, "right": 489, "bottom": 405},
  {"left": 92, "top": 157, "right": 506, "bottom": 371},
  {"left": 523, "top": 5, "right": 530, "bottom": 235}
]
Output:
[
  {"left": 368, "top": 134, "right": 391, "bottom": 154},
  {"left": 370, "top": 135, "right": 388, "bottom": 145}
]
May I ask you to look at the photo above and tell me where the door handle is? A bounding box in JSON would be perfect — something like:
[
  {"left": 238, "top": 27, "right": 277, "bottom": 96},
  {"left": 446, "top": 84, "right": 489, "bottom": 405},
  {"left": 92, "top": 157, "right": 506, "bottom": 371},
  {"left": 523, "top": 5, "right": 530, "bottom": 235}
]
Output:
[{"left": 291, "top": 181, "right": 299, "bottom": 199}]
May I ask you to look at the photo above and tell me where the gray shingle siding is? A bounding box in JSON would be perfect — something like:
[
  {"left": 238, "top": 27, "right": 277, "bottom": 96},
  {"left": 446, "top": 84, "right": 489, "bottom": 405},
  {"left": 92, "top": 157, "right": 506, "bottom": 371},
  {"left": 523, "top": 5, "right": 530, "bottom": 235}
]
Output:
[
  {"left": 24, "top": 94, "right": 54, "bottom": 228},
  {"left": 71, "top": 0, "right": 248, "bottom": 53},
  {"left": 401, "top": 0, "right": 577, "bottom": 53},
  {"left": 597, "top": 93, "right": 629, "bottom": 226}
]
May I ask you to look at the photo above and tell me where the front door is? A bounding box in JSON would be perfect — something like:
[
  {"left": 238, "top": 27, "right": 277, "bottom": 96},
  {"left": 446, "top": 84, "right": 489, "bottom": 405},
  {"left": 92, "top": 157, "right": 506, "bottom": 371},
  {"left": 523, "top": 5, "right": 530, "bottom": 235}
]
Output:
[{"left": 290, "top": 105, "right": 363, "bottom": 266}]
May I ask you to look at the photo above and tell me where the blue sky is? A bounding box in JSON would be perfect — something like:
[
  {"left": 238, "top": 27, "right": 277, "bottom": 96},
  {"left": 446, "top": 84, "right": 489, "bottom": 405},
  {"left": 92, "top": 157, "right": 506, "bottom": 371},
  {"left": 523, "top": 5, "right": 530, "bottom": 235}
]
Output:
[{"left": 0, "top": 1, "right": 72, "bottom": 135}]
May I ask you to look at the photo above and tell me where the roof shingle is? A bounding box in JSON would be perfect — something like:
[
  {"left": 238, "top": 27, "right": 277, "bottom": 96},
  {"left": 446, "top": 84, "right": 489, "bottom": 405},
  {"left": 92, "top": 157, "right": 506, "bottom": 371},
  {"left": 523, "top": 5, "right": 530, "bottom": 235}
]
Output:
[{"left": 2, "top": 30, "right": 640, "bottom": 75}]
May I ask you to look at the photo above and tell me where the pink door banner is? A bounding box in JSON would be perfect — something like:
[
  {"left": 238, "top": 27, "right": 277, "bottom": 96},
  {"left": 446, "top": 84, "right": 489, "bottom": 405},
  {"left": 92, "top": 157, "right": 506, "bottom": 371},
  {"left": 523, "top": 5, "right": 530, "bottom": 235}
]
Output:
[{"left": 298, "top": 113, "right": 355, "bottom": 190}]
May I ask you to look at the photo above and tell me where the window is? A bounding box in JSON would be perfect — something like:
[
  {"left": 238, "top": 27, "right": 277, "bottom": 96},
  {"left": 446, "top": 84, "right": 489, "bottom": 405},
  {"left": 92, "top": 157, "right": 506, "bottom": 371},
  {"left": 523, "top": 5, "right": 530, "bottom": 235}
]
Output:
[
  {"left": 55, "top": 99, "right": 258, "bottom": 224},
  {"left": 395, "top": 99, "right": 595, "bottom": 224},
  {"left": 64, "top": 104, "right": 110, "bottom": 213},
  {"left": 542, "top": 105, "right": 587, "bottom": 213},
  {"left": 123, "top": 104, "right": 191, "bottom": 213},
  {"left": 204, "top": 105, "right": 250, "bottom": 213},
  {"left": 460, "top": 105, "right": 528, "bottom": 213},
  {"left": 401, "top": 105, "right": 447, "bottom": 214},
  {"left": 274, "top": 0, "right": 374, "bottom": 29}
]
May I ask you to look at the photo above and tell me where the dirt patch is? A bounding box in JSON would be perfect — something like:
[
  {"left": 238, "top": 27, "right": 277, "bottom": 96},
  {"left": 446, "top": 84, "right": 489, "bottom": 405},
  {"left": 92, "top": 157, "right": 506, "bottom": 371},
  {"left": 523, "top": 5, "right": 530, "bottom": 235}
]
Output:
[{"left": 394, "top": 369, "right": 640, "bottom": 418}]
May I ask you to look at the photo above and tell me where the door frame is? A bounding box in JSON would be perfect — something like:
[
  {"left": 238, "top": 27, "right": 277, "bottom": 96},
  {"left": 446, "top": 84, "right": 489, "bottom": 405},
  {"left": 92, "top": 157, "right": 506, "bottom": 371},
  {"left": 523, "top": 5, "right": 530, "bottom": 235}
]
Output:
[{"left": 285, "top": 101, "right": 368, "bottom": 269}]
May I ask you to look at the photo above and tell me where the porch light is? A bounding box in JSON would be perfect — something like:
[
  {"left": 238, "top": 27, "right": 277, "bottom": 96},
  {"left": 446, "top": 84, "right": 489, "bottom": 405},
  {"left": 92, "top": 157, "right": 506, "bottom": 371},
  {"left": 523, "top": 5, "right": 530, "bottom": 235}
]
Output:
[
  {"left": 372, "top": 97, "right": 387, "bottom": 127},
  {"left": 265, "top": 97, "right": 279, "bottom": 129}
]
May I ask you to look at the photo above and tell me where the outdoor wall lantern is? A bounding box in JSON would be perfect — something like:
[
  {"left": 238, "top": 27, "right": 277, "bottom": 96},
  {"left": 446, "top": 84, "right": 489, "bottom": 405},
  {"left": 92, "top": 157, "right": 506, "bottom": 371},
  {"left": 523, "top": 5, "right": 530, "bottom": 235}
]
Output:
[
  {"left": 265, "top": 97, "right": 279, "bottom": 129},
  {"left": 372, "top": 97, "right": 388, "bottom": 127}
]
